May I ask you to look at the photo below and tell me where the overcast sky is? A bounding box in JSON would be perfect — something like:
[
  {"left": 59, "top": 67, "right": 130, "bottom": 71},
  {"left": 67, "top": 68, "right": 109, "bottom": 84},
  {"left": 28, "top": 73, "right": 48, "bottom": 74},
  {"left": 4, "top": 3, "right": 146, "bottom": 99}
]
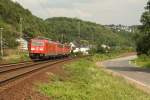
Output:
[{"left": 13, "top": 0, "right": 147, "bottom": 25}]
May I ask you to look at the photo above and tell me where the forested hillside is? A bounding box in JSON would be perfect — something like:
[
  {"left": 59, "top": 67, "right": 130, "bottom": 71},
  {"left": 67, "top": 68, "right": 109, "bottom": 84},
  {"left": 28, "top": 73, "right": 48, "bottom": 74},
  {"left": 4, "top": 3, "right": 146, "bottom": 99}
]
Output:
[
  {"left": 0, "top": 0, "right": 135, "bottom": 51},
  {"left": 45, "top": 17, "right": 135, "bottom": 48},
  {"left": 136, "top": 0, "right": 150, "bottom": 55},
  {"left": 0, "top": 0, "right": 47, "bottom": 48}
]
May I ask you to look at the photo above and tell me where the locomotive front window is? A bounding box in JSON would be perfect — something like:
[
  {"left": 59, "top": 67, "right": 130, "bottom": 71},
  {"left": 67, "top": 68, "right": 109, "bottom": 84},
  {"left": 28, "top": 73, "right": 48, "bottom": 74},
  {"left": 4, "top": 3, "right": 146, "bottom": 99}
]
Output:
[{"left": 32, "top": 41, "right": 44, "bottom": 46}]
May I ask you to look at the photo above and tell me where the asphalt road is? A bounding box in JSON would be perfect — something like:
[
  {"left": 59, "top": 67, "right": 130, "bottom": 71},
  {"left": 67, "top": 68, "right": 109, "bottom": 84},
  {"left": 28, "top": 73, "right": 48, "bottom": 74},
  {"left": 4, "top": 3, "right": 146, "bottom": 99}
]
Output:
[{"left": 102, "top": 55, "right": 150, "bottom": 87}]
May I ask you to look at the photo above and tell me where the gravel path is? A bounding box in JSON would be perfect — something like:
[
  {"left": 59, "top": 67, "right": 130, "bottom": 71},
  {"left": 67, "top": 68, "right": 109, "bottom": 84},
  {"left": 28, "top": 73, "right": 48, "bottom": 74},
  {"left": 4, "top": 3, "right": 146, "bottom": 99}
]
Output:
[
  {"left": 0, "top": 60, "right": 71, "bottom": 100},
  {"left": 102, "top": 55, "right": 150, "bottom": 87}
]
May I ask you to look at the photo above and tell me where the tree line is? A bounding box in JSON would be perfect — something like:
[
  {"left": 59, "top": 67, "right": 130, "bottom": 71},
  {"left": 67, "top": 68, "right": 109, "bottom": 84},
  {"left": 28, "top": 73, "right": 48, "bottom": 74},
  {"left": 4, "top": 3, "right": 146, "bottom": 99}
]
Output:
[
  {"left": 136, "top": 0, "right": 150, "bottom": 55},
  {"left": 0, "top": 0, "right": 136, "bottom": 52}
]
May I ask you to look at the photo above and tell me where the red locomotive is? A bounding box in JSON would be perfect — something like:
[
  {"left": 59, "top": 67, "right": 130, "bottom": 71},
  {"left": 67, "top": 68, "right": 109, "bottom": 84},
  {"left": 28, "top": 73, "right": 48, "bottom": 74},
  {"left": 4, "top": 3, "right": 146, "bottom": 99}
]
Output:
[{"left": 28, "top": 38, "right": 71, "bottom": 60}]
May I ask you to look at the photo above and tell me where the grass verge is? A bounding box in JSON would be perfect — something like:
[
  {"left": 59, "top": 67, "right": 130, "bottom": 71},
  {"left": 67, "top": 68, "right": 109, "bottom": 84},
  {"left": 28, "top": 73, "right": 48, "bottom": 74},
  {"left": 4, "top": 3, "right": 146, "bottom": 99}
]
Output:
[
  {"left": 0, "top": 49, "right": 30, "bottom": 64},
  {"left": 38, "top": 53, "right": 150, "bottom": 100},
  {"left": 132, "top": 55, "right": 150, "bottom": 68}
]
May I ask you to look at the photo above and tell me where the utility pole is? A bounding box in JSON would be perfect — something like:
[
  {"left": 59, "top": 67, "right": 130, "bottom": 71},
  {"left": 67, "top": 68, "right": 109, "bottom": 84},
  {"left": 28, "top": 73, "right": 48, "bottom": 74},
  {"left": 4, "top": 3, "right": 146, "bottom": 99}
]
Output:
[
  {"left": 20, "top": 17, "right": 23, "bottom": 39},
  {"left": 0, "top": 28, "right": 3, "bottom": 58},
  {"left": 92, "top": 33, "right": 94, "bottom": 49},
  {"left": 61, "top": 33, "right": 64, "bottom": 43},
  {"left": 78, "top": 21, "right": 81, "bottom": 49},
  {"left": 19, "top": 17, "right": 23, "bottom": 52}
]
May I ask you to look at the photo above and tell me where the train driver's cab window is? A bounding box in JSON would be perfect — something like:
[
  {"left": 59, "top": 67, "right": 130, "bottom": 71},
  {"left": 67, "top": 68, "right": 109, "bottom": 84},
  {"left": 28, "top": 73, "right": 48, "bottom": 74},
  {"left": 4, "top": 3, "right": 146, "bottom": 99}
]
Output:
[{"left": 32, "top": 41, "right": 44, "bottom": 46}]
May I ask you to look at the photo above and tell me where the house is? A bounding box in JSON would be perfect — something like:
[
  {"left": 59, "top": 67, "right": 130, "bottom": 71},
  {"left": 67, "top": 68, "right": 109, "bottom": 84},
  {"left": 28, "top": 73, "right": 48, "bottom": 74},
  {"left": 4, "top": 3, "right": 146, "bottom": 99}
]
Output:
[
  {"left": 73, "top": 47, "right": 90, "bottom": 55},
  {"left": 70, "top": 42, "right": 90, "bottom": 55},
  {"left": 16, "top": 38, "right": 28, "bottom": 51}
]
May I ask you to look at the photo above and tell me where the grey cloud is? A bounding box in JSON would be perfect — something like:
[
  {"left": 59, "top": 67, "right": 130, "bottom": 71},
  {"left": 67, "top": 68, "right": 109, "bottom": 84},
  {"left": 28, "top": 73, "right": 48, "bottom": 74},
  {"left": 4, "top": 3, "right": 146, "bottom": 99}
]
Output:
[
  {"left": 38, "top": 0, "right": 94, "bottom": 9},
  {"left": 15, "top": 0, "right": 147, "bottom": 25}
]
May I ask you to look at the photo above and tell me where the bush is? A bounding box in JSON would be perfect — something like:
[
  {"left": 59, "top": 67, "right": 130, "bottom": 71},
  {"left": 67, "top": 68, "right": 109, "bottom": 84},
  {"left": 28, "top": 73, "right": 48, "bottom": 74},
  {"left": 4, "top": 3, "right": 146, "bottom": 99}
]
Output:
[{"left": 136, "top": 35, "right": 150, "bottom": 55}]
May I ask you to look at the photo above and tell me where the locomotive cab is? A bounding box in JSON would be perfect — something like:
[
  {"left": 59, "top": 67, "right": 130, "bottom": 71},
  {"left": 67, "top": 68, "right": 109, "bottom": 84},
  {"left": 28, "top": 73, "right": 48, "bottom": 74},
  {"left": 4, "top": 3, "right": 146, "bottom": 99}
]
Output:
[{"left": 29, "top": 39, "right": 46, "bottom": 59}]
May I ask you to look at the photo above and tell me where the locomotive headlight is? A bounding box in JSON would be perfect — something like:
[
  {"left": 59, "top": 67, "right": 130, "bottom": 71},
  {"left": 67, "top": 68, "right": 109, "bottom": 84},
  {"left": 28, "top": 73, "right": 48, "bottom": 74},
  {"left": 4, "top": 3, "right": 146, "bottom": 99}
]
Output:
[
  {"left": 31, "top": 48, "right": 35, "bottom": 50},
  {"left": 40, "top": 48, "right": 44, "bottom": 51}
]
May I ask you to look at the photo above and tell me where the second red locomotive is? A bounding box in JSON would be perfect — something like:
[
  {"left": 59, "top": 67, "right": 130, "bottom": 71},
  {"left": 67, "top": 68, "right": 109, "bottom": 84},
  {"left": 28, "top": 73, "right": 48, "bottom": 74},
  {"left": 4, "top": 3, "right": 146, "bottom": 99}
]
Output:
[{"left": 28, "top": 38, "right": 71, "bottom": 60}]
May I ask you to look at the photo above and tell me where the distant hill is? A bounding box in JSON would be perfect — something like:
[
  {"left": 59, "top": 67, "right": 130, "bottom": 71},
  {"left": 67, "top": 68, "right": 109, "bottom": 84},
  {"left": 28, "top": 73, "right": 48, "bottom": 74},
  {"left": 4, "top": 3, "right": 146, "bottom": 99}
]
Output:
[
  {"left": 45, "top": 17, "right": 135, "bottom": 48},
  {"left": 0, "top": 0, "right": 135, "bottom": 50}
]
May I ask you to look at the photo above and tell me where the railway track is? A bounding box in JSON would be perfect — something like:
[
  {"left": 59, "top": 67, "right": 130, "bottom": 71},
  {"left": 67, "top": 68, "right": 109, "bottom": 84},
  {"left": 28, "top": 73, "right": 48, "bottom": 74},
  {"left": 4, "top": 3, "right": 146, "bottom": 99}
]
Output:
[
  {"left": 0, "top": 61, "right": 32, "bottom": 68},
  {"left": 0, "top": 58, "right": 72, "bottom": 86}
]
